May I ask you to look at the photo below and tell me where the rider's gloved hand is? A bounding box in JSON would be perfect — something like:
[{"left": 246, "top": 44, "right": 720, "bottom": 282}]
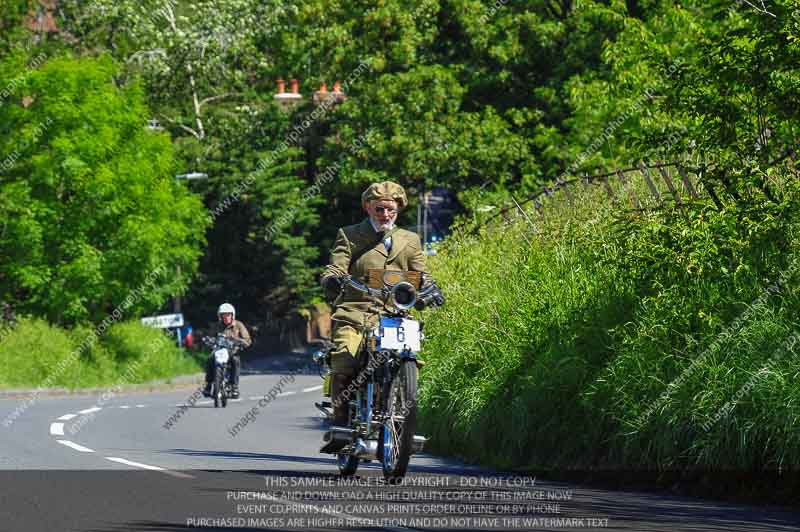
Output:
[
  {"left": 323, "top": 275, "right": 344, "bottom": 303},
  {"left": 415, "top": 282, "right": 445, "bottom": 310}
]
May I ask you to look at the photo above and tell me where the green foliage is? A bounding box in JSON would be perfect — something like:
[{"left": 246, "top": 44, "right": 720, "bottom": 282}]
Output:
[
  {"left": 189, "top": 100, "right": 319, "bottom": 314},
  {"left": 419, "top": 184, "right": 634, "bottom": 468},
  {"left": 0, "top": 318, "right": 200, "bottom": 388},
  {"left": 0, "top": 0, "right": 35, "bottom": 55},
  {"left": 421, "top": 169, "right": 800, "bottom": 472},
  {"left": 0, "top": 53, "right": 208, "bottom": 324},
  {"left": 103, "top": 320, "right": 202, "bottom": 380},
  {"left": 319, "top": 65, "right": 533, "bottom": 192}
]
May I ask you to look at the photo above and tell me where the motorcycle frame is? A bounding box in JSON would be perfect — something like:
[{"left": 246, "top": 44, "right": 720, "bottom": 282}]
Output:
[{"left": 345, "top": 345, "right": 417, "bottom": 455}]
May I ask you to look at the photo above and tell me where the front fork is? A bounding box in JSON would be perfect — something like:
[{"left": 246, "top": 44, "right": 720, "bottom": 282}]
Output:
[{"left": 370, "top": 350, "right": 417, "bottom": 429}]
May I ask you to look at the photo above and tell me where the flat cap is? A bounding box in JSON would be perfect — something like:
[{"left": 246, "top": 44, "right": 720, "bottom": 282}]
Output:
[{"left": 361, "top": 181, "right": 408, "bottom": 209}]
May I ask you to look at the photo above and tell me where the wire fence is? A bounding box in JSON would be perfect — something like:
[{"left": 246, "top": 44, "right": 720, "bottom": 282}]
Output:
[{"left": 459, "top": 146, "right": 799, "bottom": 237}]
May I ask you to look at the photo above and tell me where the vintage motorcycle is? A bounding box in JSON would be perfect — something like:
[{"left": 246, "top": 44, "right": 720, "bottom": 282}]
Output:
[
  {"left": 201, "top": 334, "right": 245, "bottom": 408},
  {"left": 314, "top": 270, "right": 443, "bottom": 481}
]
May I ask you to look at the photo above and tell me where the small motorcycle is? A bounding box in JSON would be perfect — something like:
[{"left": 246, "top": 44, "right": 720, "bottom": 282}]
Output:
[
  {"left": 202, "top": 335, "right": 244, "bottom": 408},
  {"left": 314, "top": 270, "right": 443, "bottom": 481}
]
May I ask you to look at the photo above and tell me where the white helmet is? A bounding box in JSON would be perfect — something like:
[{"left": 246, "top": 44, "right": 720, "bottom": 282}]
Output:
[{"left": 217, "top": 302, "right": 235, "bottom": 321}]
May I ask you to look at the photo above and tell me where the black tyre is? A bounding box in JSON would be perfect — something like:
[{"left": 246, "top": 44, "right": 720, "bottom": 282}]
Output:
[
  {"left": 378, "top": 360, "right": 417, "bottom": 482},
  {"left": 337, "top": 453, "right": 359, "bottom": 476},
  {"left": 214, "top": 366, "right": 224, "bottom": 408}
]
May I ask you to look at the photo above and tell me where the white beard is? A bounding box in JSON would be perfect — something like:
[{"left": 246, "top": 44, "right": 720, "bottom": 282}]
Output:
[{"left": 370, "top": 217, "right": 395, "bottom": 232}]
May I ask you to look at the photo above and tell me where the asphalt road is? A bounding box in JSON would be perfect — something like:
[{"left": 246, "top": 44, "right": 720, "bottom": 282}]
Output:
[{"left": 0, "top": 351, "right": 798, "bottom": 532}]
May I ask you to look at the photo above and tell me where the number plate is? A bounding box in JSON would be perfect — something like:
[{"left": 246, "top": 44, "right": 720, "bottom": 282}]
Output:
[
  {"left": 378, "top": 317, "right": 421, "bottom": 352},
  {"left": 214, "top": 348, "right": 230, "bottom": 364}
]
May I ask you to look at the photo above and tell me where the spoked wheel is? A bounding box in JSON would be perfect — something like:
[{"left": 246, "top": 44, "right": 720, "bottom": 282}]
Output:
[
  {"left": 378, "top": 361, "right": 418, "bottom": 482},
  {"left": 214, "top": 366, "right": 224, "bottom": 408},
  {"left": 337, "top": 453, "right": 359, "bottom": 476}
]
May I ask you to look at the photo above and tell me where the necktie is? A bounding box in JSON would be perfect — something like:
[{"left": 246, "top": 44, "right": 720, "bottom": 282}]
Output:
[{"left": 378, "top": 231, "right": 392, "bottom": 252}]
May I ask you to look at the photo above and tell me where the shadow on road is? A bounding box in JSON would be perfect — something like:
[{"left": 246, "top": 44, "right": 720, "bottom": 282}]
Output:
[{"left": 238, "top": 349, "right": 318, "bottom": 378}]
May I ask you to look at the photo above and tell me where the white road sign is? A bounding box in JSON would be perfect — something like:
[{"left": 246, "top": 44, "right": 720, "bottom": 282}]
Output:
[{"left": 141, "top": 313, "right": 184, "bottom": 329}]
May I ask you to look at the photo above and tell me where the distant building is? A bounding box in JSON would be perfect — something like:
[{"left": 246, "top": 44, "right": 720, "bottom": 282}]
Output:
[{"left": 24, "top": 1, "right": 60, "bottom": 37}]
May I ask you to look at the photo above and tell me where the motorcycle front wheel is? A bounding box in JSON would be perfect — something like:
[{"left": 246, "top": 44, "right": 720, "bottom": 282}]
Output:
[
  {"left": 214, "top": 366, "right": 224, "bottom": 408},
  {"left": 378, "top": 360, "right": 418, "bottom": 482}
]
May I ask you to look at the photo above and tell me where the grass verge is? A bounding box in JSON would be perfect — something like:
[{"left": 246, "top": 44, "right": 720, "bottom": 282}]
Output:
[
  {"left": 0, "top": 318, "right": 202, "bottom": 389},
  {"left": 419, "top": 171, "right": 800, "bottom": 501}
]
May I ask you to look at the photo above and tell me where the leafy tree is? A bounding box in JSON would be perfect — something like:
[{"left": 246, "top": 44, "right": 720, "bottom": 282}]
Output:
[
  {"left": 57, "top": 0, "right": 289, "bottom": 149},
  {"left": 0, "top": 54, "right": 208, "bottom": 324},
  {"left": 56, "top": 0, "right": 328, "bottom": 315},
  {"left": 582, "top": 0, "right": 800, "bottom": 189},
  {"left": 0, "top": 0, "right": 35, "bottom": 55},
  {"left": 186, "top": 98, "right": 320, "bottom": 318},
  {"left": 317, "top": 65, "right": 533, "bottom": 195}
]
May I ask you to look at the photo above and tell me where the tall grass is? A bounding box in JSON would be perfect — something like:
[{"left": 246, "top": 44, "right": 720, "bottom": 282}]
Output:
[
  {"left": 0, "top": 318, "right": 202, "bottom": 388},
  {"left": 419, "top": 170, "right": 800, "bottom": 477}
]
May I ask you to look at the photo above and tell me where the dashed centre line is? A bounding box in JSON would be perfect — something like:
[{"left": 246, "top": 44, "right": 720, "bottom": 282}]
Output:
[
  {"left": 49, "top": 382, "right": 321, "bottom": 478},
  {"left": 57, "top": 440, "right": 94, "bottom": 453},
  {"left": 105, "top": 456, "right": 165, "bottom": 470}
]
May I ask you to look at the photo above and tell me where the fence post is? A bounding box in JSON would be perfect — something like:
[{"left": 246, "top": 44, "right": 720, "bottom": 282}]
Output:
[
  {"left": 675, "top": 164, "right": 699, "bottom": 200},
  {"left": 638, "top": 162, "right": 663, "bottom": 206},
  {"left": 657, "top": 163, "right": 682, "bottom": 207},
  {"left": 510, "top": 194, "right": 535, "bottom": 246}
]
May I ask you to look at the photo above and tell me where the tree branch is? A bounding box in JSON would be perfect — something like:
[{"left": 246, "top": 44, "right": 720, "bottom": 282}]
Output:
[
  {"left": 199, "top": 93, "right": 244, "bottom": 109},
  {"left": 160, "top": 0, "right": 205, "bottom": 140},
  {"left": 740, "top": 0, "right": 776, "bottom": 17},
  {"left": 158, "top": 114, "right": 201, "bottom": 139},
  {"left": 126, "top": 49, "right": 167, "bottom": 63}
]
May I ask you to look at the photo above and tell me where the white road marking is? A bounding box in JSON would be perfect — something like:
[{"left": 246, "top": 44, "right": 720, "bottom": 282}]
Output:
[
  {"left": 105, "top": 457, "right": 194, "bottom": 479},
  {"left": 302, "top": 385, "right": 323, "bottom": 393},
  {"left": 56, "top": 440, "right": 94, "bottom": 453},
  {"left": 135, "top": 404, "right": 146, "bottom": 408},
  {"left": 105, "top": 457, "right": 165, "bottom": 471},
  {"left": 278, "top": 390, "right": 297, "bottom": 396},
  {"left": 57, "top": 414, "right": 77, "bottom": 421},
  {"left": 49, "top": 423, "right": 65, "bottom": 436},
  {"left": 78, "top": 407, "right": 102, "bottom": 414},
  {"left": 161, "top": 470, "right": 195, "bottom": 479},
  {"left": 247, "top": 396, "right": 261, "bottom": 401},
  {"left": 119, "top": 405, "right": 131, "bottom": 409}
]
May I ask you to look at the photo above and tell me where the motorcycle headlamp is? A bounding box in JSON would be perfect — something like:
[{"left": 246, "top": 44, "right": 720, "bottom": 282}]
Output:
[{"left": 390, "top": 281, "right": 416, "bottom": 310}]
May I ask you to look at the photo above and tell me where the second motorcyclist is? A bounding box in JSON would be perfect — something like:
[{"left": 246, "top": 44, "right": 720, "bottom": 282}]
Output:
[{"left": 203, "top": 303, "right": 252, "bottom": 399}]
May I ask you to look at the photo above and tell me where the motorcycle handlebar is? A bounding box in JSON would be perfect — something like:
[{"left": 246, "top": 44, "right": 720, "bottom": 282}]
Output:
[
  {"left": 201, "top": 335, "right": 245, "bottom": 350},
  {"left": 340, "top": 275, "right": 438, "bottom": 297}
]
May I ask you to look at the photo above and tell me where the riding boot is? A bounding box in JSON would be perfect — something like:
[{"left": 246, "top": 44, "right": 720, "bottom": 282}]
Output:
[
  {"left": 331, "top": 373, "right": 353, "bottom": 426},
  {"left": 320, "top": 373, "right": 354, "bottom": 453}
]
